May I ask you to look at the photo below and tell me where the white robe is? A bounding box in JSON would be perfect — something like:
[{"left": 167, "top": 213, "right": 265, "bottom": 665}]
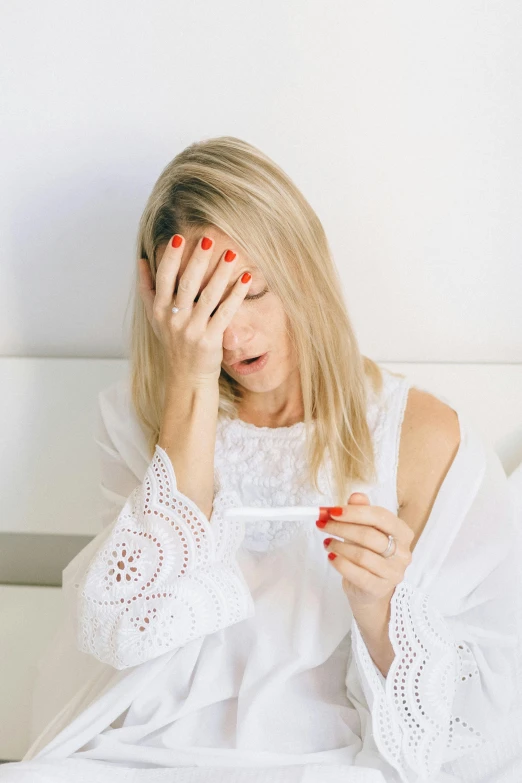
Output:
[{"left": 3, "top": 368, "right": 522, "bottom": 783}]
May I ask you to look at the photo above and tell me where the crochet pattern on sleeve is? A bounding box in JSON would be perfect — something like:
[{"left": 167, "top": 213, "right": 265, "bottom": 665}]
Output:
[{"left": 75, "top": 444, "right": 255, "bottom": 670}]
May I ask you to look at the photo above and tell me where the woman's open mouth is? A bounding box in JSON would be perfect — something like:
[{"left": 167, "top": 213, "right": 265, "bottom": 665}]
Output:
[{"left": 231, "top": 352, "right": 269, "bottom": 375}]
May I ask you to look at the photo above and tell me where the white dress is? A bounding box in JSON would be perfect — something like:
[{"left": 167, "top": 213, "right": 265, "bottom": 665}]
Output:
[{"left": 2, "top": 368, "right": 521, "bottom": 783}]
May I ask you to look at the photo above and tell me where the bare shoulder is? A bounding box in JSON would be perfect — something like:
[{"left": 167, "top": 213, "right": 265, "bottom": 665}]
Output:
[{"left": 397, "top": 387, "right": 461, "bottom": 552}]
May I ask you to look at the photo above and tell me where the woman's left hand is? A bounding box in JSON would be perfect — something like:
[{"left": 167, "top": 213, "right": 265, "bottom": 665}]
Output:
[{"left": 318, "top": 492, "right": 415, "bottom": 607}]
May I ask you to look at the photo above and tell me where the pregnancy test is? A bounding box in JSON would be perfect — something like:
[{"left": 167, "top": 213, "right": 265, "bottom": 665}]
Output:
[{"left": 222, "top": 506, "right": 332, "bottom": 523}]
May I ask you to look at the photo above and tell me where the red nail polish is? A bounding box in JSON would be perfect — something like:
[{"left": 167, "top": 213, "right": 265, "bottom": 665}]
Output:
[
  {"left": 224, "top": 250, "right": 236, "bottom": 262},
  {"left": 171, "top": 234, "right": 182, "bottom": 248},
  {"left": 316, "top": 519, "right": 327, "bottom": 529},
  {"left": 323, "top": 538, "right": 333, "bottom": 547},
  {"left": 201, "top": 236, "right": 213, "bottom": 250},
  {"left": 328, "top": 507, "right": 343, "bottom": 517},
  {"left": 328, "top": 552, "right": 337, "bottom": 560}
]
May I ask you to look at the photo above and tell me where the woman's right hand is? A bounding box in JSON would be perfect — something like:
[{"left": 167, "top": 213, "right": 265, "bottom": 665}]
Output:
[{"left": 138, "top": 233, "right": 253, "bottom": 387}]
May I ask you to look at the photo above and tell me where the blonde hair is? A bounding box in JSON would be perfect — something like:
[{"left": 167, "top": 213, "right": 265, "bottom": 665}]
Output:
[{"left": 126, "top": 136, "right": 389, "bottom": 506}]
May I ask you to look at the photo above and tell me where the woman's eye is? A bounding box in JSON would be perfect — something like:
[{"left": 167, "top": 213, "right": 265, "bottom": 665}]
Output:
[
  {"left": 193, "top": 287, "right": 268, "bottom": 309},
  {"left": 245, "top": 288, "right": 268, "bottom": 301}
]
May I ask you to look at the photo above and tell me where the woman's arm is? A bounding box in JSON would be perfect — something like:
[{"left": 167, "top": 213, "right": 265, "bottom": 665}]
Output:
[
  {"left": 68, "top": 385, "right": 254, "bottom": 671},
  {"left": 346, "top": 413, "right": 520, "bottom": 783},
  {"left": 158, "top": 377, "right": 220, "bottom": 523}
]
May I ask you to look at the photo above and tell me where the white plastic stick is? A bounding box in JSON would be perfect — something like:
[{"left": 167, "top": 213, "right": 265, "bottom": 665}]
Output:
[{"left": 222, "top": 505, "right": 329, "bottom": 523}]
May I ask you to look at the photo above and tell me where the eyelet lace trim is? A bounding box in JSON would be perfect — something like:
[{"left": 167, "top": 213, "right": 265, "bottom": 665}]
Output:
[
  {"left": 350, "top": 581, "right": 485, "bottom": 781},
  {"left": 75, "top": 444, "right": 255, "bottom": 670}
]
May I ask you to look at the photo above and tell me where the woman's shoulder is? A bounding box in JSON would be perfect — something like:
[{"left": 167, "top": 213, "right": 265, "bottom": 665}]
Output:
[
  {"left": 396, "top": 381, "right": 462, "bottom": 552},
  {"left": 371, "top": 367, "right": 460, "bottom": 460},
  {"left": 367, "top": 368, "right": 461, "bottom": 531},
  {"left": 398, "top": 384, "right": 462, "bottom": 497}
]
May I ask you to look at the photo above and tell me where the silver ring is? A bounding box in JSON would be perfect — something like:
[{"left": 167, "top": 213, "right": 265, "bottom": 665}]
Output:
[
  {"left": 171, "top": 303, "right": 194, "bottom": 314},
  {"left": 381, "top": 534, "right": 397, "bottom": 558}
]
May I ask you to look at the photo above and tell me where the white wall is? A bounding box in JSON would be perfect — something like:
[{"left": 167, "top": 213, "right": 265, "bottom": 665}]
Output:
[{"left": 1, "top": 0, "right": 521, "bottom": 362}]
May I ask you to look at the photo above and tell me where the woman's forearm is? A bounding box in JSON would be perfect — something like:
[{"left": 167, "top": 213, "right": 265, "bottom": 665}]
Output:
[{"left": 158, "top": 380, "right": 220, "bottom": 522}]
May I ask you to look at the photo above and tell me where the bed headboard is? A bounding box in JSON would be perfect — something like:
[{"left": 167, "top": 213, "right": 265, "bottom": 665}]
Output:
[{"left": 0, "top": 357, "right": 521, "bottom": 762}]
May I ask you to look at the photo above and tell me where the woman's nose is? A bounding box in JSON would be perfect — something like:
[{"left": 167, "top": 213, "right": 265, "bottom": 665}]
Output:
[{"left": 222, "top": 320, "right": 256, "bottom": 350}]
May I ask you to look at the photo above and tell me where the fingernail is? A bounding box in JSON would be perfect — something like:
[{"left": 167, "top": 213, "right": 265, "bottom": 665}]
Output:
[
  {"left": 201, "top": 236, "right": 213, "bottom": 250},
  {"left": 328, "top": 507, "right": 343, "bottom": 517},
  {"left": 224, "top": 250, "right": 236, "bottom": 262},
  {"left": 323, "top": 538, "right": 333, "bottom": 547},
  {"left": 316, "top": 519, "right": 327, "bottom": 529},
  {"left": 328, "top": 552, "right": 337, "bottom": 560},
  {"left": 171, "top": 235, "right": 183, "bottom": 248}
]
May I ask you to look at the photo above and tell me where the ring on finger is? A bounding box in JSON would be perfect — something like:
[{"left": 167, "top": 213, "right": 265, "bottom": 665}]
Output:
[
  {"left": 325, "top": 532, "right": 397, "bottom": 559},
  {"left": 171, "top": 302, "right": 194, "bottom": 314}
]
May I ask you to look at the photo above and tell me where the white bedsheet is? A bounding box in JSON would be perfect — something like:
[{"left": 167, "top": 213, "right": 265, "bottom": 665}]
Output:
[{"left": 0, "top": 758, "right": 388, "bottom": 783}]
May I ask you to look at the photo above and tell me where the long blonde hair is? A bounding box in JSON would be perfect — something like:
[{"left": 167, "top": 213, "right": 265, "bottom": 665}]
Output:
[{"left": 126, "top": 136, "right": 387, "bottom": 506}]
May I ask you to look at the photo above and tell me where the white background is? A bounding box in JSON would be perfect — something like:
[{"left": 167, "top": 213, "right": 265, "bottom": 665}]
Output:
[{"left": 1, "top": 0, "right": 521, "bottom": 362}]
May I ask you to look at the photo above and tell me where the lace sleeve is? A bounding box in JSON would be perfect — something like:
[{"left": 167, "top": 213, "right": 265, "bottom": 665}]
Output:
[
  {"left": 346, "top": 433, "right": 521, "bottom": 783},
  {"left": 73, "top": 443, "right": 255, "bottom": 670}
]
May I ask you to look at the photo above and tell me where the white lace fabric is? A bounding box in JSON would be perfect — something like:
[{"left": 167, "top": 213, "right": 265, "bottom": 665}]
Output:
[
  {"left": 215, "top": 419, "right": 331, "bottom": 553},
  {"left": 213, "top": 388, "right": 383, "bottom": 554},
  {"left": 76, "top": 444, "right": 255, "bottom": 670}
]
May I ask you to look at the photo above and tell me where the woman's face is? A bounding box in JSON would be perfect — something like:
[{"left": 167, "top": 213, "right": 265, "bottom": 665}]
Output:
[{"left": 155, "top": 226, "right": 302, "bottom": 414}]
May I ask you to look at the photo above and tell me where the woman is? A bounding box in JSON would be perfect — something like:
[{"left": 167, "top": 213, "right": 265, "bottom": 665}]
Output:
[{"left": 3, "top": 137, "right": 520, "bottom": 783}]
